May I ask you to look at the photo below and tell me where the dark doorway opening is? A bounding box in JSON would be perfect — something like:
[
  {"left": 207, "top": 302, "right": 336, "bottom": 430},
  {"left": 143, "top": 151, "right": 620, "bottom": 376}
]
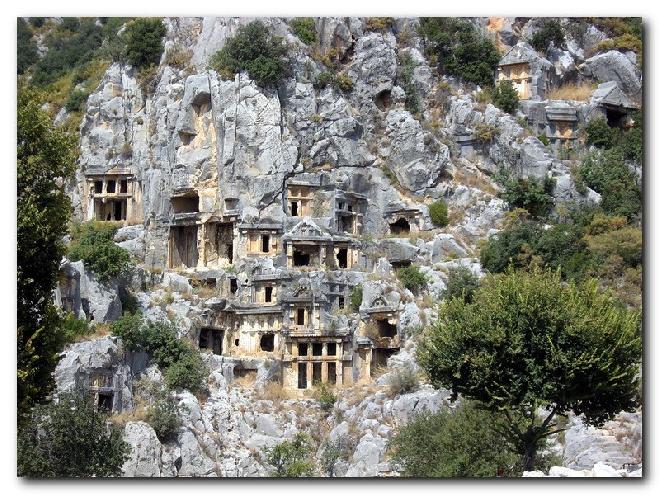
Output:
[
  {"left": 327, "top": 342, "right": 337, "bottom": 356},
  {"left": 372, "top": 348, "right": 397, "bottom": 370},
  {"left": 296, "top": 308, "right": 305, "bottom": 326},
  {"left": 377, "top": 319, "right": 397, "bottom": 338},
  {"left": 170, "top": 225, "right": 198, "bottom": 268},
  {"left": 97, "top": 392, "right": 113, "bottom": 412},
  {"left": 94, "top": 181, "right": 103, "bottom": 193},
  {"left": 293, "top": 249, "right": 310, "bottom": 266},
  {"left": 291, "top": 201, "right": 299, "bottom": 217},
  {"left": 265, "top": 286, "right": 273, "bottom": 302},
  {"left": 199, "top": 328, "right": 223, "bottom": 355},
  {"left": 327, "top": 362, "right": 337, "bottom": 385},
  {"left": 337, "top": 248, "right": 348, "bottom": 269},
  {"left": 298, "top": 343, "right": 308, "bottom": 356},
  {"left": 312, "top": 343, "right": 323, "bottom": 356},
  {"left": 606, "top": 107, "right": 627, "bottom": 128},
  {"left": 298, "top": 363, "right": 307, "bottom": 389},
  {"left": 261, "top": 235, "right": 270, "bottom": 253},
  {"left": 260, "top": 333, "right": 275, "bottom": 352},
  {"left": 120, "top": 179, "right": 128, "bottom": 193},
  {"left": 107, "top": 180, "right": 116, "bottom": 193},
  {"left": 389, "top": 217, "right": 410, "bottom": 235},
  {"left": 312, "top": 362, "right": 322, "bottom": 385}
]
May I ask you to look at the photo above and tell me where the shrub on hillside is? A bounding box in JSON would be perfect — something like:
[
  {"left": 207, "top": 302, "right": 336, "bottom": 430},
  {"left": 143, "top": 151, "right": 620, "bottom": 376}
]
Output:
[
  {"left": 68, "top": 222, "right": 132, "bottom": 282},
  {"left": 111, "top": 315, "right": 208, "bottom": 393},
  {"left": 474, "top": 123, "right": 500, "bottom": 144},
  {"left": 441, "top": 266, "right": 480, "bottom": 303},
  {"left": 529, "top": 19, "right": 565, "bottom": 52},
  {"left": 17, "top": 19, "right": 39, "bottom": 74},
  {"left": 579, "top": 149, "right": 641, "bottom": 219},
  {"left": 209, "top": 21, "right": 289, "bottom": 87},
  {"left": 289, "top": 17, "right": 316, "bottom": 45},
  {"left": 18, "top": 393, "right": 129, "bottom": 477},
  {"left": 124, "top": 18, "right": 166, "bottom": 69},
  {"left": 146, "top": 394, "right": 181, "bottom": 442},
  {"left": 390, "top": 401, "right": 521, "bottom": 477},
  {"left": 265, "top": 433, "right": 316, "bottom": 477},
  {"left": 491, "top": 80, "right": 519, "bottom": 114},
  {"left": 585, "top": 116, "right": 616, "bottom": 148},
  {"left": 429, "top": 199, "right": 449, "bottom": 227},
  {"left": 418, "top": 17, "right": 500, "bottom": 88},
  {"left": 388, "top": 362, "right": 420, "bottom": 396},
  {"left": 65, "top": 89, "right": 89, "bottom": 112},
  {"left": 397, "top": 265, "right": 429, "bottom": 293},
  {"left": 350, "top": 284, "right": 363, "bottom": 312},
  {"left": 500, "top": 176, "right": 555, "bottom": 219}
]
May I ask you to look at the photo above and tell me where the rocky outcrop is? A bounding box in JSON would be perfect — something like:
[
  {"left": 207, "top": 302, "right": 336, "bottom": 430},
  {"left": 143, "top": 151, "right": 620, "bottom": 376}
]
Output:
[{"left": 581, "top": 50, "right": 642, "bottom": 98}]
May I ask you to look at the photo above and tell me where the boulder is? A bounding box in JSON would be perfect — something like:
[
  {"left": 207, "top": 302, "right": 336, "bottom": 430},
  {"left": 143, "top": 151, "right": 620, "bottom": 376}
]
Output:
[
  {"left": 581, "top": 51, "right": 641, "bottom": 98},
  {"left": 122, "top": 422, "right": 163, "bottom": 477}
]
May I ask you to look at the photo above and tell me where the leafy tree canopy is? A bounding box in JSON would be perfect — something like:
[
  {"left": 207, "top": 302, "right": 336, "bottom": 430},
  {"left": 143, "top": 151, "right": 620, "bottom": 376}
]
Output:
[
  {"left": 17, "top": 87, "right": 76, "bottom": 414},
  {"left": 209, "top": 21, "right": 289, "bottom": 87},
  {"left": 418, "top": 269, "right": 641, "bottom": 470},
  {"left": 18, "top": 393, "right": 129, "bottom": 477}
]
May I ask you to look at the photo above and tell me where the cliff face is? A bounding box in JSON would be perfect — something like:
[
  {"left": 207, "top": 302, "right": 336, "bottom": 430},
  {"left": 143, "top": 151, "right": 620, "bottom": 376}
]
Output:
[{"left": 54, "top": 17, "right": 642, "bottom": 477}]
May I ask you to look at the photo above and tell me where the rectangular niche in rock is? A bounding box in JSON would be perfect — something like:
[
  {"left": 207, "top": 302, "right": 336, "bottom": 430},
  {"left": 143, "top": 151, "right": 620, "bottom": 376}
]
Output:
[
  {"left": 199, "top": 328, "right": 223, "bottom": 355},
  {"left": 169, "top": 225, "right": 199, "bottom": 269}
]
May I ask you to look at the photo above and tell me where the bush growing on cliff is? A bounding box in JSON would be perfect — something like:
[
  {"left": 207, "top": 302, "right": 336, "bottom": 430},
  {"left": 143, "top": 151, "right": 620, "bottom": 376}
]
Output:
[
  {"left": 265, "top": 433, "right": 316, "bottom": 477},
  {"left": 146, "top": 395, "right": 181, "bottom": 442},
  {"left": 350, "top": 284, "right": 363, "bottom": 312},
  {"left": 18, "top": 87, "right": 76, "bottom": 414},
  {"left": 111, "top": 315, "right": 208, "bottom": 393},
  {"left": 491, "top": 80, "right": 519, "bottom": 114},
  {"left": 390, "top": 401, "right": 521, "bottom": 477},
  {"left": 18, "top": 393, "right": 129, "bottom": 477},
  {"left": 209, "top": 20, "right": 289, "bottom": 87},
  {"left": 419, "top": 18, "right": 500, "bottom": 88},
  {"left": 579, "top": 149, "right": 641, "bottom": 219},
  {"left": 529, "top": 19, "right": 565, "bottom": 52},
  {"left": 68, "top": 222, "right": 132, "bottom": 282},
  {"left": 500, "top": 176, "right": 555, "bottom": 219},
  {"left": 289, "top": 17, "right": 316, "bottom": 45},
  {"left": 429, "top": 199, "right": 449, "bottom": 227},
  {"left": 397, "top": 265, "right": 428, "bottom": 293},
  {"left": 418, "top": 269, "right": 642, "bottom": 471},
  {"left": 17, "top": 18, "right": 38, "bottom": 74},
  {"left": 441, "top": 266, "right": 480, "bottom": 303},
  {"left": 585, "top": 116, "right": 616, "bottom": 148},
  {"left": 124, "top": 18, "right": 166, "bottom": 69}
]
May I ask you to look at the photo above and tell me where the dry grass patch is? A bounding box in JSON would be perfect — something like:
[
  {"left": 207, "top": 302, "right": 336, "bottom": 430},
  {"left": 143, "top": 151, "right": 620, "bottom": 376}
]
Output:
[
  {"left": 453, "top": 167, "right": 498, "bottom": 196},
  {"left": 547, "top": 82, "right": 596, "bottom": 101}
]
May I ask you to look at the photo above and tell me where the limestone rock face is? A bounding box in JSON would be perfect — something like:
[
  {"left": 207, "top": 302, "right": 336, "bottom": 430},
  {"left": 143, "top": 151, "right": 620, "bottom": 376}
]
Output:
[
  {"left": 581, "top": 51, "right": 642, "bottom": 98},
  {"left": 122, "top": 422, "right": 164, "bottom": 477},
  {"left": 384, "top": 109, "right": 450, "bottom": 192},
  {"left": 55, "top": 16, "right": 642, "bottom": 478}
]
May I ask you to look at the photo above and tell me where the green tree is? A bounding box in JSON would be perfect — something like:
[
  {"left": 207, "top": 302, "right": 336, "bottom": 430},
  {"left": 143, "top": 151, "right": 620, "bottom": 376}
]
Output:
[
  {"left": 265, "top": 433, "right": 316, "bottom": 477},
  {"left": 390, "top": 401, "right": 521, "bottom": 477},
  {"left": 479, "top": 219, "right": 542, "bottom": 273},
  {"left": 491, "top": 80, "right": 519, "bottom": 114},
  {"left": 419, "top": 18, "right": 500, "bottom": 88},
  {"left": 585, "top": 116, "right": 615, "bottom": 148},
  {"left": 124, "top": 18, "right": 166, "bottom": 69},
  {"left": 500, "top": 176, "right": 555, "bottom": 219},
  {"left": 397, "top": 265, "right": 429, "bottom": 293},
  {"left": 289, "top": 18, "right": 316, "bottom": 45},
  {"left": 111, "top": 315, "right": 208, "bottom": 393},
  {"left": 18, "top": 393, "right": 129, "bottom": 477},
  {"left": 418, "top": 269, "right": 641, "bottom": 471},
  {"left": 350, "top": 284, "right": 363, "bottom": 312},
  {"left": 209, "top": 21, "right": 289, "bottom": 87},
  {"left": 529, "top": 20, "right": 565, "bottom": 52},
  {"left": 429, "top": 199, "right": 449, "bottom": 227},
  {"left": 441, "top": 266, "right": 480, "bottom": 303},
  {"left": 579, "top": 149, "right": 641, "bottom": 219},
  {"left": 146, "top": 394, "right": 181, "bottom": 442},
  {"left": 68, "top": 222, "right": 132, "bottom": 282},
  {"left": 17, "top": 87, "right": 76, "bottom": 415},
  {"left": 17, "top": 18, "right": 39, "bottom": 74}
]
